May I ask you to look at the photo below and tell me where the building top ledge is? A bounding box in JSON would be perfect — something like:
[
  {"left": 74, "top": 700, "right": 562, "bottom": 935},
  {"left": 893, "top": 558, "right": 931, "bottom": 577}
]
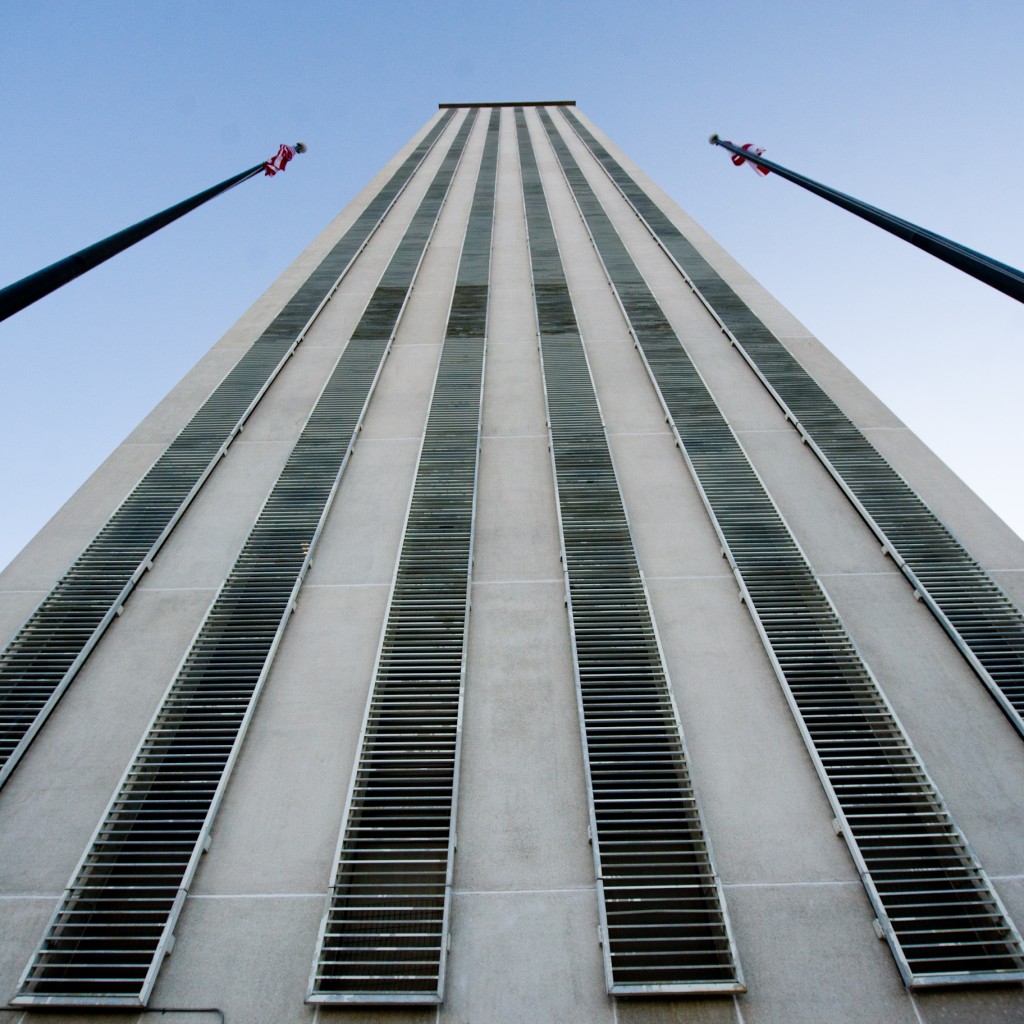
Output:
[{"left": 438, "top": 100, "right": 576, "bottom": 109}]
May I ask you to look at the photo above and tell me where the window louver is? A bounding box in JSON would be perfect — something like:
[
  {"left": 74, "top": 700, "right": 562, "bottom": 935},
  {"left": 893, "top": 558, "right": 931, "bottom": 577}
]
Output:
[
  {"left": 517, "top": 107, "right": 743, "bottom": 996},
  {"left": 10, "top": 110, "right": 477, "bottom": 1011},
  {"left": 537, "top": 106, "right": 1024, "bottom": 989},
  {"left": 558, "top": 106, "right": 1024, "bottom": 742},
  {"left": 0, "top": 110, "right": 458, "bottom": 791},
  {"left": 308, "top": 107, "right": 498, "bottom": 1005}
]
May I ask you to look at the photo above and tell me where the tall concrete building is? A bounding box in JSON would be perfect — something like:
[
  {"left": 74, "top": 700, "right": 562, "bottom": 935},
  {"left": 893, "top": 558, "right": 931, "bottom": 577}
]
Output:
[{"left": 2, "top": 103, "right": 1024, "bottom": 1024}]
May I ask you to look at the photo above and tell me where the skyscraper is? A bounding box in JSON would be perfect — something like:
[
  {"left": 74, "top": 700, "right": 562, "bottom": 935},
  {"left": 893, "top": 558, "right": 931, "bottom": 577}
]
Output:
[{"left": 2, "top": 101, "right": 1023, "bottom": 1023}]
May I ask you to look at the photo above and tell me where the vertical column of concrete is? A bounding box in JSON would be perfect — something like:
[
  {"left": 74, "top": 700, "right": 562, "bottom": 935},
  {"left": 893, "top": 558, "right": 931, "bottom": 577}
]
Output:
[{"left": 439, "top": 108, "right": 613, "bottom": 1024}]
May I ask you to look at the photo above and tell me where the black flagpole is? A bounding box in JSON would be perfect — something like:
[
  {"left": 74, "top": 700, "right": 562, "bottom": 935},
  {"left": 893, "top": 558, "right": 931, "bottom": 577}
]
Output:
[
  {"left": 709, "top": 134, "right": 1024, "bottom": 306},
  {"left": 0, "top": 144, "right": 304, "bottom": 324}
]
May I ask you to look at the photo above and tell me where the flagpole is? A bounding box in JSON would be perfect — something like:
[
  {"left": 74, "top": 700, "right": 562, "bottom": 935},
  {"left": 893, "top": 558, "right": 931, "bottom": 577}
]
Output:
[
  {"left": 0, "top": 144, "right": 304, "bottom": 324},
  {"left": 709, "top": 134, "right": 1024, "bottom": 305}
]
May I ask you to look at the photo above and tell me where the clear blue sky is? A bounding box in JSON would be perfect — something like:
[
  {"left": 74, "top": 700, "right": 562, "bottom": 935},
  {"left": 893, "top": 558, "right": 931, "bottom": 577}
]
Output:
[{"left": 2, "top": 0, "right": 1022, "bottom": 570}]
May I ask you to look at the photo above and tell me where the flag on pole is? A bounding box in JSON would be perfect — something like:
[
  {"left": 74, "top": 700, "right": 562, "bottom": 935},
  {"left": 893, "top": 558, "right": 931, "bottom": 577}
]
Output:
[
  {"left": 264, "top": 141, "right": 307, "bottom": 176},
  {"left": 731, "top": 143, "right": 770, "bottom": 176},
  {"left": 1, "top": 139, "right": 309, "bottom": 322},
  {"left": 708, "top": 131, "right": 1024, "bottom": 304}
]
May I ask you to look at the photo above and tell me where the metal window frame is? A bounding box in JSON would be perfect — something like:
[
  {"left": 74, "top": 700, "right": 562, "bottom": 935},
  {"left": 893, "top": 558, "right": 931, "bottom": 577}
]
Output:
[
  {"left": 307, "top": 106, "right": 497, "bottom": 1006},
  {"left": 517, "top": 105, "right": 744, "bottom": 997}
]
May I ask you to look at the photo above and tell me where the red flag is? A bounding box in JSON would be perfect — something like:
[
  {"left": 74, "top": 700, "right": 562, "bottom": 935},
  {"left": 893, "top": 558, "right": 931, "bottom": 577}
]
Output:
[
  {"left": 264, "top": 144, "right": 296, "bottom": 177},
  {"left": 731, "top": 143, "right": 770, "bottom": 176}
]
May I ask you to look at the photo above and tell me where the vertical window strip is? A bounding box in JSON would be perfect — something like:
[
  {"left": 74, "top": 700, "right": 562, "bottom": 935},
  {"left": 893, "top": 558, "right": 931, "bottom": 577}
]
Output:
[
  {"left": 0, "top": 110, "right": 459, "bottom": 790},
  {"left": 307, "top": 107, "right": 499, "bottom": 1005},
  {"left": 11, "top": 110, "right": 478, "bottom": 1012},
  {"left": 557, "top": 106, "right": 1024, "bottom": 741},
  {"left": 516, "top": 107, "right": 744, "bottom": 996},
  {"left": 537, "top": 106, "right": 1024, "bottom": 989}
]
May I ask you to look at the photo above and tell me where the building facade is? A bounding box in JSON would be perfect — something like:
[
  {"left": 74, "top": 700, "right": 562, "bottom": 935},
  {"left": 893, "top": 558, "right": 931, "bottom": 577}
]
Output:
[{"left": 2, "top": 102, "right": 1024, "bottom": 1024}]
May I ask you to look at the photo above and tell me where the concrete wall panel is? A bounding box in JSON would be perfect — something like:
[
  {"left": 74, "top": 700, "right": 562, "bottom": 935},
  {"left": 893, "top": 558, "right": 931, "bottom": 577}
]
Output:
[
  {"left": 457, "top": 580, "right": 590, "bottom": 893},
  {"left": 443, "top": 890, "right": 609, "bottom": 1024}
]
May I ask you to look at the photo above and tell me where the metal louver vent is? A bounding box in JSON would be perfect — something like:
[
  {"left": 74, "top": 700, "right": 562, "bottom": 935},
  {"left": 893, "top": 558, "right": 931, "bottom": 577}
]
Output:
[
  {"left": 538, "top": 105, "right": 1024, "bottom": 988},
  {"left": 558, "top": 107, "right": 1024, "bottom": 742},
  {"left": 0, "top": 110, "right": 458, "bottom": 791},
  {"left": 517, "top": 107, "right": 743, "bottom": 996},
  {"left": 10, "top": 110, "right": 477, "bottom": 1011},
  {"left": 308, "top": 107, "right": 498, "bottom": 1005}
]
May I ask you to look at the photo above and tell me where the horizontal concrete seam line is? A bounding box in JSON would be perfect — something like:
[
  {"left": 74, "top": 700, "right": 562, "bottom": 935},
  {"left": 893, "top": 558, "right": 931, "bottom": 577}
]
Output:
[
  {"left": 480, "top": 433, "right": 548, "bottom": 439},
  {"left": 0, "top": 590, "right": 51, "bottom": 596},
  {"left": 299, "top": 582, "right": 390, "bottom": 590},
  {"left": 351, "top": 435, "right": 423, "bottom": 443},
  {"left": 0, "top": 884, "right": 489, "bottom": 901},
  {"left": 993, "top": 874, "right": 1024, "bottom": 882},
  {"left": 188, "top": 892, "right": 325, "bottom": 900},
  {"left": 816, "top": 570, "right": 901, "bottom": 579},
  {"left": 645, "top": 573, "right": 733, "bottom": 581},
  {"left": 133, "top": 586, "right": 220, "bottom": 593},
  {"left": 484, "top": 337, "right": 548, "bottom": 344},
  {"left": 472, "top": 578, "right": 562, "bottom": 586},
  {"left": 723, "top": 879, "right": 861, "bottom": 890},
  {"left": 453, "top": 886, "right": 596, "bottom": 896},
  {"left": 606, "top": 430, "right": 674, "bottom": 437}
]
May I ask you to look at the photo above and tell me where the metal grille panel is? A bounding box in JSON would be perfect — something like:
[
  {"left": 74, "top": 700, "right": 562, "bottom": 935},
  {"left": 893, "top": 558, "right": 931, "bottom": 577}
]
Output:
[
  {"left": 517, "top": 107, "right": 743, "bottom": 995},
  {"left": 11, "top": 110, "right": 477, "bottom": 1010},
  {"left": 558, "top": 107, "right": 1024, "bottom": 740},
  {"left": 538, "top": 106, "right": 1024, "bottom": 988},
  {"left": 0, "top": 110, "right": 458, "bottom": 790},
  {"left": 308, "top": 107, "right": 498, "bottom": 1005}
]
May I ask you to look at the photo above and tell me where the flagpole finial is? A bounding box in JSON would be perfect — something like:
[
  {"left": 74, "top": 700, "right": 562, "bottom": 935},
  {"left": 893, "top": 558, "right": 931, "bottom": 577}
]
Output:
[
  {"left": 294, "top": 142, "right": 308, "bottom": 154},
  {"left": 709, "top": 133, "right": 721, "bottom": 145}
]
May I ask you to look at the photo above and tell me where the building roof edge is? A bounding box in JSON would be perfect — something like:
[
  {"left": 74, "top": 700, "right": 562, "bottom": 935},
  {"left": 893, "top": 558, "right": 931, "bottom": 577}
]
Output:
[{"left": 438, "top": 100, "right": 576, "bottom": 109}]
